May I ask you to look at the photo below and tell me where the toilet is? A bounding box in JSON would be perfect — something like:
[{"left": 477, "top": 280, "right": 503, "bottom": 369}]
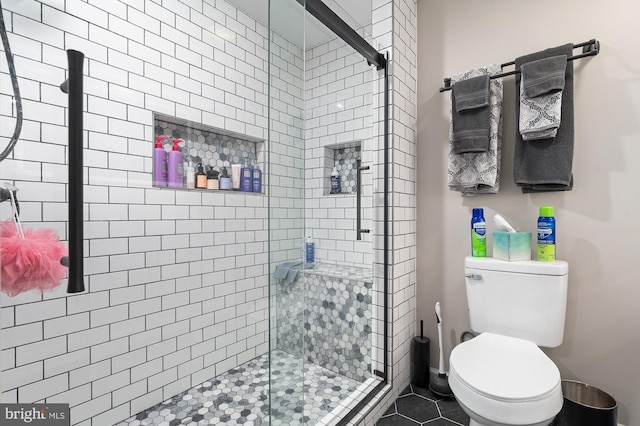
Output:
[{"left": 448, "top": 256, "right": 569, "bottom": 426}]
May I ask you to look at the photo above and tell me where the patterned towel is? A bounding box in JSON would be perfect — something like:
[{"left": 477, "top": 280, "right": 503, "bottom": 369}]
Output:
[
  {"left": 519, "top": 82, "right": 562, "bottom": 140},
  {"left": 448, "top": 65, "right": 503, "bottom": 196},
  {"left": 518, "top": 55, "right": 567, "bottom": 141}
]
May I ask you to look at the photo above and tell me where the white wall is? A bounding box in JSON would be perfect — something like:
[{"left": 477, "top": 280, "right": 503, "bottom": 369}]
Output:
[
  {"left": 417, "top": 0, "right": 640, "bottom": 424},
  {"left": 358, "top": 0, "right": 418, "bottom": 424},
  {"left": 304, "top": 30, "right": 374, "bottom": 268}
]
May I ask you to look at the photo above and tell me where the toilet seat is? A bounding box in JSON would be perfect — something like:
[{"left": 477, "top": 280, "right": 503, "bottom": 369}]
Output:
[{"left": 449, "top": 332, "right": 563, "bottom": 425}]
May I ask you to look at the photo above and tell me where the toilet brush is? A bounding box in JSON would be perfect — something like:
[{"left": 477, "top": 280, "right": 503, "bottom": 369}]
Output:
[{"left": 429, "top": 302, "right": 454, "bottom": 398}]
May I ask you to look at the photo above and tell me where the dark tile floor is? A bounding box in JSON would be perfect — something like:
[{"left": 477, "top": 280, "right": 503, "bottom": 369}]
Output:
[{"left": 377, "top": 382, "right": 470, "bottom": 426}]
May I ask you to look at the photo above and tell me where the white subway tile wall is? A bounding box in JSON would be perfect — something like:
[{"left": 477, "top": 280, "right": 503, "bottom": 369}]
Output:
[
  {"left": 356, "top": 0, "right": 417, "bottom": 424},
  {"left": 0, "top": 0, "right": 291, "bottom": 424},
  {"left": 304, "top": 30, "right": 375, "bottom": 268}
]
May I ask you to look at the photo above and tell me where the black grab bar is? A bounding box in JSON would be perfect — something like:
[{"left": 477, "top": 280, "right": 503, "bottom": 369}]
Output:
[{"left": 60, "top": 49, "right": 85, "bottom": 293}]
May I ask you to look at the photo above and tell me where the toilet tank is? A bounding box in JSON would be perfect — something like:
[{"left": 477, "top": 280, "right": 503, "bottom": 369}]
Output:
[{"left": 464, "top": 256, "right": 568, "bottom": 347}]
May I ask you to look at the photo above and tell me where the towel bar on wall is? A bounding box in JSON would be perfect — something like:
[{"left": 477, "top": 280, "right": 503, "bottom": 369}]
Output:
[
  {"left": 60, "top": 49, "right": 85, "bottom": 294},
  {"left": 438, "top": 38, "right": 600, "bottom": 92}
]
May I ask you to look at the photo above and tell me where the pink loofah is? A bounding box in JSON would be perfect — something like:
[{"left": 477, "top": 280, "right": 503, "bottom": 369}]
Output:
[{"left": 1, "top": 219, "right": 67, "bottom": 296}]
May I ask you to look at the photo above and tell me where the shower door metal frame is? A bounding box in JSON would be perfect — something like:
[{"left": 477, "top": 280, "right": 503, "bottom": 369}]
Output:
[{"left": 298, "top": 1, "right": 391, "bottom": 423}]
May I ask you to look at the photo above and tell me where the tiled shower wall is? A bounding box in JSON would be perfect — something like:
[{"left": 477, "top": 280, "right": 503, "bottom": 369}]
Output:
[
  {"left": 276, "top": 264, "right": 374, "bottom": 382},
  {"left": 357, "top": 0, "right": 418, "bottom": 424},
  {"left": 304, "top": 31, "right": 374, "bottom": 267},
  {"left": 0, "top": 1, "right": 301, "bottom": 424}
]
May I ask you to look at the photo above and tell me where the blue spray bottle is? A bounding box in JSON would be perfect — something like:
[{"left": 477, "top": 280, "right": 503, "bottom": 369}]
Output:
[{"left": 471, "top": 208, "right": 487, "bottom": 257}]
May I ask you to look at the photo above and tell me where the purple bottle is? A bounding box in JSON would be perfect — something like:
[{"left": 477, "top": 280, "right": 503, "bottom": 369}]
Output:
[
  {"left": 240, "top": 159, "right": 252, "bottom": 192},
  {"left": 167, "top": 139, "right": 184, "bottom": 188},
  {"left": 153, "top": 135, "right": 168, "bottom": 187},
  {"left": 252, "top": 163, "right": 262, "bottom": 193}
]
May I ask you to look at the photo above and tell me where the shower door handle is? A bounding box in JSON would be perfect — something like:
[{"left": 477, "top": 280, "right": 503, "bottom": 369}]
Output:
[{"left": 356, "top": 161, "right": 370, "bottom": 240}]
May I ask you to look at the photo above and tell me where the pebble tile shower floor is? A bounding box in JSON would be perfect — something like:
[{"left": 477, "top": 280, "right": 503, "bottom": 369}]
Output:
[{"left": 118, "top": 350, "right": 361, "bottom": 425}]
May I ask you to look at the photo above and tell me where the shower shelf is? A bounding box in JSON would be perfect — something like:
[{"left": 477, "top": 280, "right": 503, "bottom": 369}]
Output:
[
  {"left": 153, "top": 113, "right": 265, "bottom": 193},
  {"left": 324, "top": 141, "right": 361, "bottom": 196}
]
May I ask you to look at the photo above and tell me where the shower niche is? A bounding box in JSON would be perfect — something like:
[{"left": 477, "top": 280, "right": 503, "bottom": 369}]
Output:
[
  {"left": 153, "top": 113, "right": 265, "bottom": 193},
  {"left": 324, "top": 141, "right": 362, "bottom": 196}
]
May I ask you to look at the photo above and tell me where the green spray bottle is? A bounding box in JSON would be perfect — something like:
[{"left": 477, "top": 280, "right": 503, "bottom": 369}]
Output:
[{"left": 471, "top": 208, "right": 487, "bottom": 257}]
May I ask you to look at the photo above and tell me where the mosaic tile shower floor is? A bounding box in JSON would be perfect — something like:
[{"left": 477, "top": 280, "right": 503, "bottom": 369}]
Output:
[{"left": 118, "top": 350, "right": 361, "bottom": 426}]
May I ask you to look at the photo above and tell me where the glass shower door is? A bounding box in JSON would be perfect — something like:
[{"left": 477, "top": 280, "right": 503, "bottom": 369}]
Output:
[
  {"left": 268, "top": 0, "right": 384, "bottom": 424},
  {"left": 268, "top": 0, "right": 307, "bottom": 423},
  {"left": 300, "top": 5, "right": 382, "bottom": 417}
]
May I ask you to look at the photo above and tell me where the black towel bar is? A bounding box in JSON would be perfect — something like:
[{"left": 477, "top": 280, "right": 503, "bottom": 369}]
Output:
[
  {"left": 439, "top": 39, "right": 600, "bottom": 92},
  {"left": 60, "top": 49, "right": 85, "bottom": 294}
]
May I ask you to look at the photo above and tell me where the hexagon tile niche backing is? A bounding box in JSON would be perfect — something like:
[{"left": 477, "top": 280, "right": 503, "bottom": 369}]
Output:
[
  {"left": 155, "top": 119, "right": 258, "bottom": 174},
  {"left": 334, "top": 146, "right": 361, "bottom": 194}
]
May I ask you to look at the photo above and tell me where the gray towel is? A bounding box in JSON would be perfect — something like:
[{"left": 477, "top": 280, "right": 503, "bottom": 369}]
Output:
[
  {"left": 285, "top": 262, "right": 314, "bottom": 283},
  {"left": 275, "top": 261, "right": 302, "bottom": 280},
  {"left": 514, "top": 44, "right": 574, "bottom": 192},
  {"left": 275, "top": 261, "right": 315, "bottom": 283},
  {"left": 519, "top": 55, "right": 567, "bottom": 140},
  {"left": 522, "top": 55, "right": 567, "bottom": 97},
  {"left": 451, "top": 75, "right": 491, "bottom": 153},
  {"left": 448, "top": 65, "right": 503, "bottom": 196}
]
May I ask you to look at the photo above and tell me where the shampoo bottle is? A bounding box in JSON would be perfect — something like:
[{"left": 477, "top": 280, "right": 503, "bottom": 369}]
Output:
[
  {"left": 240, "top": 159, "right": 252, "bottom": 192},
  {"left": 167, "top": 139, "right": 184, "bottom": 188},
  {"left": 207, "top": 167, "right": 219, "bottom": 190},
  {"left": 305, "top": 236, "right": 314, "bottom": 263},
  {"left": 231, "top": 162, "right": 241, "bottom": 190},
  {"left": 186, "top": 161, "right": 195, "bottom": 189},
  {"left": 153, "top": 135, "right": 168, "bottom": 187},
  {"left": 252, "top": 162, "right": 262, "bottom": 193},
  {"left": 471, "top": 208, "right": 487, "bottom": 257},
  {"left": 195, "top": 163, "right": 207, "bottom": 189},
  {"left": 330, "top": 166, "right": 341, "bottom": 194},
  {"left": 537, "top": 206, "right": 556, "bottom": 261},
  {"left": 219, "top": 166, "right": 231, "bottom": 190}
]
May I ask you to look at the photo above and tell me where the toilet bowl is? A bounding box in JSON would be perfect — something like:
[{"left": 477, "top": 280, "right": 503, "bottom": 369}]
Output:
[{"left": 448, "top": 332, "right": 563, "bottom": 426}]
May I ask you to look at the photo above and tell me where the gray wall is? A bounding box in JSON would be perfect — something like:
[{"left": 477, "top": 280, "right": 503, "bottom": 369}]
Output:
[{"left": 416, "top": 0, "right": 640, "bottom": 424}]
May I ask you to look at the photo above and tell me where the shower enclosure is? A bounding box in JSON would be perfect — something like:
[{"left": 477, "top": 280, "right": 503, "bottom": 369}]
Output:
[
  {"left": 0, "top": 0, "right": 391, "bottom": 424},
  {"left": 267, "top": 0, "right": 389, "bottom": 423}
]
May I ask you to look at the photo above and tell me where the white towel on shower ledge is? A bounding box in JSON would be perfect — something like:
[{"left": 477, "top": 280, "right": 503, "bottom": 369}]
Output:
[{"left": 447, "top": 64, "right": 503, "bottom": 196}]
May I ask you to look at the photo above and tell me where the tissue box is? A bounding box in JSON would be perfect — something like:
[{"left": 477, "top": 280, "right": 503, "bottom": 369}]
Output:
[{"left": 493, "top": 232, "right": 531, "bottom": 261}]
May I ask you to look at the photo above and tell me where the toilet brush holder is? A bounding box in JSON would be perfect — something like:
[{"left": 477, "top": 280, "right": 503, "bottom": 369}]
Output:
[{"left": 412, "top": 320, "right": 430, "bottom": 388}]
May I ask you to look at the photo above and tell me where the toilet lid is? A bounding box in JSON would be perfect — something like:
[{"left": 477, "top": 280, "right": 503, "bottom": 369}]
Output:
[{"left": 450, "top": 332, "right": 560, "bottom": 402}]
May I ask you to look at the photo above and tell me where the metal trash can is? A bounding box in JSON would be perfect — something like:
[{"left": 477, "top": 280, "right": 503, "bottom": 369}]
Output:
[{"left": 554, "top": 380, "right": 617, "bottom": 426}]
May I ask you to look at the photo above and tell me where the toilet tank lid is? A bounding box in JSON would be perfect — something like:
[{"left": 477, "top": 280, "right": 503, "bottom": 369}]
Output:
[{"left": 465, "top": 256, "right": 568, "bottom": 276}]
